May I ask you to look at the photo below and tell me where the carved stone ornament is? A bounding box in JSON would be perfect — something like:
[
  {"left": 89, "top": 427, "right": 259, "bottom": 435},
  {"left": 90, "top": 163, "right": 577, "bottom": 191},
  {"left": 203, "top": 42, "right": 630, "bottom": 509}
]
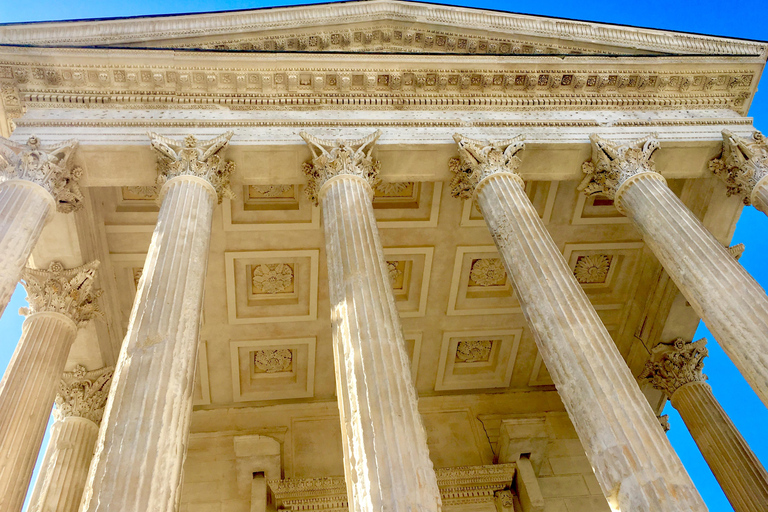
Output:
[
  {"left": 658, "top": 414, "right": 671, "bottom": 433},
  {"left": 386, "top": 261, "right": 403, "bottom": 285},
  {"left": 0, "top": 136, "right": 83, "bottom": 212},
  {"left": 728, "top": 243, "right": 746, "bottom": 261},
  {"left": 449, "top": 133, "right": 525, "bottom": 199},
  {"left": 455, "top": 340, "right": 493, "bottom": 363},
  {"left": 253, "top": 349, "right": 293, "bottom": 373},
  {"left": 573, "top": 254, "right": 612, "bottom": 284},
  {"left": 709, "top": 130, "right": 768, "bottom": 205},
  {"left": 640, "top": 337, "right": 708, "bottom": 397},
  {"left": 19, "top": 260, "right": 101, "bottom": 326},
  {"left": 252, "top": 263, "right": 293, "bottom": 294},
  {"left": 54, "top": 365, "right": 114, "bottom": 424},
  {"left": 249, "top": 184, "right": 293, "bottom": 197},
  {"left": 469, "top": 258, "right": 506, "bottom": 286},
  {"left": 148, "top": 131, "right": 236, "bottom": 203},
  {"left": 579, "top": 133, "right": 661, "bottom": 200},
  {"left": 300, "top": 130, "right": 382, "bottom": 205}
]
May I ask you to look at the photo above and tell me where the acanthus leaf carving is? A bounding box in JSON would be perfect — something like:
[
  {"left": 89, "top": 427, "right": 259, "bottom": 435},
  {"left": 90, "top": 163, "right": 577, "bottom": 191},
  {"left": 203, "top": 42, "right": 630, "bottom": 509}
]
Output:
[
  {"left": 469, "top": 258, "right": 506, "bottom": 286},
  {"left": 19, "top": 260, "right": 101, "bottom": 326},
  {"left": 640, "top": 337, "right": 708, "bottom": 397},
  {"left": 300, "top": 130, "right": 381, "bottom": 205},
  {"left": 450, "top": 133, "right": 525, "bottom": 199},
  {"left": 709, "top": 129, "right": 768, "bottom": 205},
  {"left": 579, "top": 133, "right": 661, "bottom": 202},
  {"left": 55, "top": 365, "right": 114, "bottom": 424},
  {"left": 573, "top": 254, "right": 612, "bottom": 284},
  {"left": 148, "top": 131, "right": 235, "bottom": 203},
  {"left": 252, "top": 263, "right": 293, "bottom": 294},
  {"left": 253, "top": 349, "right": 293, "bottom": 373},
  {"left": 0, "top": 136, "right": 83, "bottom": 212}
]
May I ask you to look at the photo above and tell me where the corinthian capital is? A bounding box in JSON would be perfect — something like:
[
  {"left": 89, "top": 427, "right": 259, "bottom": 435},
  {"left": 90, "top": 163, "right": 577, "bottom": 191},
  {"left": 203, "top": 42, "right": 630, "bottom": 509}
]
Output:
[
  {"left": 640, "top": 338, "right": 708, "bottom": 397},
  {"left": 0, "top": 136, "right": 83, "bottom": 212},
  {"left": 709, "top": 130, "right": 768, "bottom": 205},
  {"left": 449, "top": 134, "right": 525, "bottom": 199},
  {"left": 300, "top": 130, "right": 381, "bottom": 205},
  {"left": 579, "top": 134, "right": 661, "bottom": 201},
  {"left": 148, "top": 131, "right": 235, "bottom": 203},
  {"left": 54, "top": 365, "right": 114, "bottom": 424},
  {"left": 19, "top": 260, "right": 101, "bottom": 326}
]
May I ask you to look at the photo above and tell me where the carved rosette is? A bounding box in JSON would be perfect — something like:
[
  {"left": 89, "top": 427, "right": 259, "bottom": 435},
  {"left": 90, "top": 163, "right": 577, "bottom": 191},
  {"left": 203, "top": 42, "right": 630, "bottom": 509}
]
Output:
[
  {"left": 640, "top": 338, "right": 708, "bottom": 397},
  {"left": 252, "top": 263, "right": 293, "bottom": 294},
  {"left": 449, "top": 133, "right": 525, "bottom": 199},
  {"left": 299, "top": 130, "right": 381, "bottom": 205},
  {"left": 54, "top": 365, "right": 114, "bottom": 424},
  {"left": 19, "top": 260, "right": 101, "bottom": 326},
  {"left": 579, "top": 134, "right": 662, "bottom": 208},
  {"left": 0, "top": 136, "right": 83, "bottom": 212},
  {"left": 148, "top": 131, "right": 236, "bottom": 203},
  {"left": 709, "top": 130, "right": 768, "bottom": 205}
]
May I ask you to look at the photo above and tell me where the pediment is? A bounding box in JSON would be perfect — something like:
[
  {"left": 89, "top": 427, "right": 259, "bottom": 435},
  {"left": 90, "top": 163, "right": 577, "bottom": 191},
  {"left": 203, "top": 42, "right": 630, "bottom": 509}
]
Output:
[{"left": 0, "top": 0, "right": 764, "bottom": 58}]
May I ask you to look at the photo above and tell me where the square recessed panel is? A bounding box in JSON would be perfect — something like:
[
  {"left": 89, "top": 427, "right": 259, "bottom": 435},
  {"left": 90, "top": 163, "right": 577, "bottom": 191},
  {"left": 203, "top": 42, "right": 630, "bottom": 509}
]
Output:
[
  {"left": 230, "top": 338, "right": 316, "bottom": 402},
  {"left": 460, "top": 181, "right": 557, "bottom": 227},
  {"left": 435, "top": 329, "right": 522, "bottom": 391},
  {"left": 225, "top": 250, "right": 319, "bottom": 324},
  {"left": 562, "top": 242, "right": 645, "bottom": 302},
  {"left": 571, "top": 193, "right": 629, "bottom": 225},
  {"left": 374, "top": 182, "right": 442, "bottom": 228},
  {"left": 108, "top": 253, "right": 148, "bottom": 330},
  {"left": 447, "top": 246, "right": 520, "bottom": 316},
  {"left": 223, "top": 180, "right": 319, "bottom": 231},
  {"left": 382, "top": 247, "right": 433, "bottom": 317}
]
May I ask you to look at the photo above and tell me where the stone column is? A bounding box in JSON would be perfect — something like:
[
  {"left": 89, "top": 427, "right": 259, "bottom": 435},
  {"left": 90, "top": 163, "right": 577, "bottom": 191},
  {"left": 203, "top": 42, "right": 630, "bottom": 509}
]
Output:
[
  {"left": 710, "top": 130, "right": 768, "bottom": 215},
  {"left": 300, "top": 131, "right": 441, "bottom": 512},
  {"left": 0, "top": 136, "right": 83, "bottom": 317},
  {"left": 0, "top": 261, "right": 100, "bottom": 512},
  {"left": 642, "top": 338, "right": 768, "bottom": 512},
  {"left": 451, "top": 134, "right": 705, "bottom": 511},
  {"left": 581, "top": 134, "right": 768, "bottom": 407},
  {"left": 80, "top": 132, "right": 234, "bottom": 512},
  {"left": 28, "top": 365, "right": 113, "bottom": 512}
]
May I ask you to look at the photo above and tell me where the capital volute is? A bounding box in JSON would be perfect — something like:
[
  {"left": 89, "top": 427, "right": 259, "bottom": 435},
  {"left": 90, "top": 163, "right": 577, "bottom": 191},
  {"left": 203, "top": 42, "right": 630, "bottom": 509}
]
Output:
[
  {"left": 449, "top": 133, "right": 525, "bottom": 199},
  {"left": 709, "top": 129, "right": 768, "bottom": 205},
  {"left": 19, "top": 260, "right": 101, "bottom": 327},
  {"left": 640, "top": 338, "right": 708, "bottom": 397},
  {"left": 300, "top": 130, "right": 381, "bottom": 205},
  {"left": 148, "top": 131, "right": 236, "bottom": 203},
  {"left": 0, "top": 136, "right": 83, "bottom": 213},
  {"left": 54, "top": 365, "right": 114, "bottom": 424},
  {"left": 579, "top": 134, "right": 662, "bottom": 210}
]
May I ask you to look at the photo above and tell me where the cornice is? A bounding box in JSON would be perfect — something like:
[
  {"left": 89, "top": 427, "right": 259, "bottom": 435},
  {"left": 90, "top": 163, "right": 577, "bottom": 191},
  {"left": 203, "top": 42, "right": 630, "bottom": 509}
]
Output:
[{"left": 0, "top": 0, "right": 764, "bottom": 58}]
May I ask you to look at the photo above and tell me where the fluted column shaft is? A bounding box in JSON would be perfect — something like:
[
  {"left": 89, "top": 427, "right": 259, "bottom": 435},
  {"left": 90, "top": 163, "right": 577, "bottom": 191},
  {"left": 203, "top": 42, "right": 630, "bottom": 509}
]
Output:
[
  {"left": 81, "top": 176, "right": 216, "bottom": 512},
  {"left": 0, "top": 312, "right": 77, "bottom": 512},
  {"left": 0, "top": 180, "right": 53, "bottom": 315},
  {"left": 476, "top": 172, "right": 705, "bottom": 511},
  {"left": 320, "top": 174, "right": 441, "bottom": 512},
  {"left": 28, "top": 417, "right": 99, "bottom": 512},
  {"left": 672, "top": 381, "right": 768, "bottom": 512},
  {"left": 753, "top": 176, "right": 768, "bottom": 214},
  {"left": 620, "top": 175, "right": 768, "bottom": 406}
]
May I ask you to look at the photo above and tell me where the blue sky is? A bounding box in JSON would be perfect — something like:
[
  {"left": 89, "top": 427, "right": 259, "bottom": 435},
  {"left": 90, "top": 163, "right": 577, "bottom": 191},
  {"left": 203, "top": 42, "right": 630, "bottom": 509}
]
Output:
[{"left": 1, "top": 1, "right": 766, "bottom": 510}]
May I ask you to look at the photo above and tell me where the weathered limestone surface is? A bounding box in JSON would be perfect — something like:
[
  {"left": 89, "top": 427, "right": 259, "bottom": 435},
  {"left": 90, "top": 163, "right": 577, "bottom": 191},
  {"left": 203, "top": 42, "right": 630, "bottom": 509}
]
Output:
[
  {"left": 0, "top": 262, "right": 99, "bottom": 512},
  {"left": 0, "top": 137, "right": 83, "bottom": 316},
  {"left": 301, "top": 131, "right": 441, "bottom": 512},
  {"left": 582, "top": 134, "right": 768, "bottom": 407},
  {"left": 452, "top": 134, "right": 706, "bottom": 511},
  {"left": 81, "top": 132, "right": 234, "bottom": 512},
  {"left": 710, "top": 130, "right": 768, "bottom": 215},
  {"left": 642, "top": 338, "right": 768, "bottom": 512},
  {"left": 28, "top": 366, "right": 113, "bottom": 512}
]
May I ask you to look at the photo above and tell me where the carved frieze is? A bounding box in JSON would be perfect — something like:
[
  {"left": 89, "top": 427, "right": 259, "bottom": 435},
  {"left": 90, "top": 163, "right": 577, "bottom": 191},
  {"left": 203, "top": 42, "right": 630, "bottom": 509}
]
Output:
[
  {"left": 300, "top": 130, "right": 381, "bottom": 204},
  {"left": 148, "top": 131, "right": 235, "bottom": 202},
  {"left": 54, "top": 365, "right": 114, "bottom": 424},
  {"left": 640, "top": 338, "right": 708, "bottom": 397},
  {"left": 710, "top": 130, "right": 768, "bottom": 205},
  {"left": 19, "top": 260, "right": 101, "bottom": 326},
  {"left": 579, "top": 133, "right": 661, "bottom": 203},
  {"left": 0, "top": 136, "right": 83, "bottom": 212},
  {"left": 450, "top": 134, "right": 525, "bottom": 199}
]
